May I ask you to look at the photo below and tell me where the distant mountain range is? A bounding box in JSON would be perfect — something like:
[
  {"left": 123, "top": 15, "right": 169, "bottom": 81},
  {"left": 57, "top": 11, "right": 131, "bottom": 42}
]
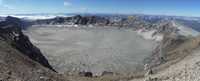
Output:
[{"left": 1, "top": 14, "right": 200, "bottom": 41}]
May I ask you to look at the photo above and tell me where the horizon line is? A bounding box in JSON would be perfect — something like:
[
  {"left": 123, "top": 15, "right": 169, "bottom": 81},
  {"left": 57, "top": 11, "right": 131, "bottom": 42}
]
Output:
[{"left": 0, "top": 12, "right": 200, "bottom": 18}]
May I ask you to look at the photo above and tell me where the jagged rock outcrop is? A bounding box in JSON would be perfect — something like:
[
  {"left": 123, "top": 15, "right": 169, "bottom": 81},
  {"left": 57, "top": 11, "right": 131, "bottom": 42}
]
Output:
[
  {"left": 33, "top": 15, "right": 139, "bottom": 27},
  {"left": 32, "top": 15, "right": 183, "bottom": 34},
  {"left": 34, "top": 15, "right": 110, "bottom": 26},
  {"left": 0, "top": 16, "right": 55, "bottom": 72}
]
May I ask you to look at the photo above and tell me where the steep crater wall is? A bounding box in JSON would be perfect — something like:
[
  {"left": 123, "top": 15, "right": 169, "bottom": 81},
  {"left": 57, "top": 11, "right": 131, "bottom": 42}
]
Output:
[{"left": 0, "top": 16, "right": 55, "bottom": 72}]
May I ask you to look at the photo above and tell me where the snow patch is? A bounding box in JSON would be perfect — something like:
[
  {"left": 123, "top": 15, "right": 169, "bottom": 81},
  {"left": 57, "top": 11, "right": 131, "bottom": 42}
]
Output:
[{"left": 137, "top": 29, "right": 163, "bottom": 41}]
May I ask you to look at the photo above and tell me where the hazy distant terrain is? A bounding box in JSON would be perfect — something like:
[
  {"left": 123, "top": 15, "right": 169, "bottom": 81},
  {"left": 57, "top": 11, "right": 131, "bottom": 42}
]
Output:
[{"left": 24, "top": 26, "right": 157, "bottom": 75}]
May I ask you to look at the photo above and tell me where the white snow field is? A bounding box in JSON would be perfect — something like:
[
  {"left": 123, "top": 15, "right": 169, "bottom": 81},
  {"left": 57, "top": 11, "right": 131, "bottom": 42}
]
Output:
[{"left": 24, "top": 26, "right": 157, "bottom": 75}]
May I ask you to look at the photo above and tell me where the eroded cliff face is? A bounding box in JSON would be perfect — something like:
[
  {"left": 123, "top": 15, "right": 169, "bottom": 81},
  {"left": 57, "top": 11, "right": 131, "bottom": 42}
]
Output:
[{"left": 0, "top": 16, "right": 55, "bottom": 72}]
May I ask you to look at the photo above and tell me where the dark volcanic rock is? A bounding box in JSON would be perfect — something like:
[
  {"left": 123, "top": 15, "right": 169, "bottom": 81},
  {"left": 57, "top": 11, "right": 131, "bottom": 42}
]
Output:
[
  {"left": 0, "top": 17, "right": 6, "bottom": 22},
  {"left": 0, "top": 16, "right": 56, "bottom": 72},
  {"left": 79, "top": 71, "right": 93, "bottom": 77}
]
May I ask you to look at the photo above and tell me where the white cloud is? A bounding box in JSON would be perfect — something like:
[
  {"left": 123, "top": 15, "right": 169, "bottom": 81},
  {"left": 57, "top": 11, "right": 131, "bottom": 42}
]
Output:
[{"left": 64, "top": 1, "right": 71, "bottom": 6}]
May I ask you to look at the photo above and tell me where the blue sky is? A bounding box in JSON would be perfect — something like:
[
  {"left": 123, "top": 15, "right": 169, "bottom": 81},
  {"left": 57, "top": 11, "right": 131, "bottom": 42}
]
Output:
[{"left": 0, "top": 0, "right": 200, "bottom": 17}]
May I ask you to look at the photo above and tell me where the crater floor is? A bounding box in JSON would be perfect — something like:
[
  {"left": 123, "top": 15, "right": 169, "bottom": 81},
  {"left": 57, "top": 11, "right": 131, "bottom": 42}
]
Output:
[{"left": 24, "top": 26, "right": 157, "bottom": 75}]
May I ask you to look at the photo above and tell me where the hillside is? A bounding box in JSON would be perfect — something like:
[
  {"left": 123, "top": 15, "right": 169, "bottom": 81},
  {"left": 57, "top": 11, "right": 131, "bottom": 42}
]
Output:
[
  {"left": 0, "top": 39, "right": 66, "bottom": 81},
  {"left": 0, "top": 16, "right": 66, "bottom": 81},
  {"left": 131, "top": 35, "right": 200, "bottom": 81}
]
